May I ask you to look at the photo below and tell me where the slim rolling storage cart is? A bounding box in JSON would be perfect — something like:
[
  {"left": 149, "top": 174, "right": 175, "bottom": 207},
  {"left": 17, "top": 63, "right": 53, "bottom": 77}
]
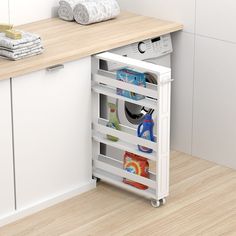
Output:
[{"left": 91, "top": 52, "right": 172, "bottom": 207}]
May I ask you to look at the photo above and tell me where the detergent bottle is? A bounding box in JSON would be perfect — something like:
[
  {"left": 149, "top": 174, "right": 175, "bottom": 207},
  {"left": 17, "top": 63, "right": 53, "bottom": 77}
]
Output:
[
  {"left": 137, "top": 114, "right": 155, "bottom": 153},
  {"left": 106, "top": 103, "right": 121, "bottom": 142}
]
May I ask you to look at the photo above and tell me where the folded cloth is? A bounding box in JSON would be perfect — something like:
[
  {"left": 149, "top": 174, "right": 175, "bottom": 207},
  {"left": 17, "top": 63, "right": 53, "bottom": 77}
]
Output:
[
  {"left": 0, "top": 31, "right": 41, "bottom": 50},
  {"left": 0, "top": 30, "right": 43, "bottom": 60},
  {"left": 58, "top": 0, "right": 87, "bottom": 21},
  {"left": 73, "top": 0, "right": 120, "bottom": 25},
  {"left": 0, "top": 50, "right": 43, "bottom": 61},
  {"left": 0, "top": 45, "right": 43, "bottom": 59},
  {"left": 0, "top": 42, "right": 42, "bottom": 53}
]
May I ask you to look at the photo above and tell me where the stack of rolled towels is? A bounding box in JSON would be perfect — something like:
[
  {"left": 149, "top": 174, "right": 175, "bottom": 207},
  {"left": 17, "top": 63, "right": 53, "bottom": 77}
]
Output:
[
  {"left": 0, "top": 31, "right": 43, "bottom": 61},
  {"left": 58, "top": 0, "right": 120, "bottom": 25}
]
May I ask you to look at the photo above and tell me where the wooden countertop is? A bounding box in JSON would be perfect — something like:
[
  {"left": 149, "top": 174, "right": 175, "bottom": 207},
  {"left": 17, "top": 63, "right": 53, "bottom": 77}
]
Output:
[{"left": 0, "top": 12, "right": 183, "bottom": 81}]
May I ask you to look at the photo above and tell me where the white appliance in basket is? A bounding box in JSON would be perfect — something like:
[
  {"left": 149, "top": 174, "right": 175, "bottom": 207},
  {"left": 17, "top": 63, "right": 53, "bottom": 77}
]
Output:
[{"left": 100, "top": 34, "right": 173, "bottom": 160}]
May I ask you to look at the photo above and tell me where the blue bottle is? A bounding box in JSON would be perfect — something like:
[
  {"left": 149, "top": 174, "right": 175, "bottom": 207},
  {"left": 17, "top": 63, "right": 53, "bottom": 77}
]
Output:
[{"left": 137, "top": 114, "right": 155, "bottom": 153}]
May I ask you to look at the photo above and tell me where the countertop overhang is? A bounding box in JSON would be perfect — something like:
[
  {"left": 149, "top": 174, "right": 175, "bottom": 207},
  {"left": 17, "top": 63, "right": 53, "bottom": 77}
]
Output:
[{"left": 0, "top": 11, "right": 183, "bottom": 81}]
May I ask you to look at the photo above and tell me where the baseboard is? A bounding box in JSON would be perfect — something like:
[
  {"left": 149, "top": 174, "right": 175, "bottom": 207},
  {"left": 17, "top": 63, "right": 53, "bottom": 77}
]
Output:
[{"left": 0, "top": 179, "right": 96, "bottom": 227}]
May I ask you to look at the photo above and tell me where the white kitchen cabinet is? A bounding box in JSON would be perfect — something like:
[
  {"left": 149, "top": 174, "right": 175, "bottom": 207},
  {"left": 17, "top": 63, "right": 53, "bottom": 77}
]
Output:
[
  {"left": 0, "top": 79, "right": 15, "bottom": 219},
  {"left": 0, "top": 0, "right": 9, "bottom": 23},
  {"left": 12, "top": 57, "right": 93, "bottom": 210}
]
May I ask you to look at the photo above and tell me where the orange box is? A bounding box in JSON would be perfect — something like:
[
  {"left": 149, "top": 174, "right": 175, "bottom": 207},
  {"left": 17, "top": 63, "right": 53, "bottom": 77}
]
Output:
[{"left": 123, "top": 152, "right": 149, "bottom": 190}]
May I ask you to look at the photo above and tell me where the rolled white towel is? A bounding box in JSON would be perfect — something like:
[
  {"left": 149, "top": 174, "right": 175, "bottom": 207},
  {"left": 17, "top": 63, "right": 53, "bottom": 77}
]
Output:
[
  {"left": 58, "top": 0, "right": 86, "bottom": 21},
  {"left": 73, "top": 0, "right": 120, "bottom": 25}
]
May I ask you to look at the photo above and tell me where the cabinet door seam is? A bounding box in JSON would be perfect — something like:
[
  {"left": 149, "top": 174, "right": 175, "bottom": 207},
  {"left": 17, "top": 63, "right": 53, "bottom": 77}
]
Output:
[{"left": 10, "top": 78, "right": 17, "bottom": 210}]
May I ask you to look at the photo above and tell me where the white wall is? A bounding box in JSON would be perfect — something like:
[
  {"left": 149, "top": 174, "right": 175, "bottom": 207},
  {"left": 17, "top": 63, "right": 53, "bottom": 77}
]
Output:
[
  {"left": 9, "top": 0, "right": 59, "bottom": 25},
  {"left": 118, "top": 0, "right": 196, "bottom": 155},
  {"left": 192, "top": 0, "right": 236, "bottom": 169},
  {"left": 0, "top": 0, "right": 9, "bottom": 23},
  {"left": 1, "top": 0, "right": 59, "bottom": 25},
  {"left": 118, "top": 0, "right": 195, "bottom": 34},
  {"left": 118, "top": 0, "right": 236, "bottom": 169},
  {"left": 8, "top": 0, "right": 58, "bottom": 25}
]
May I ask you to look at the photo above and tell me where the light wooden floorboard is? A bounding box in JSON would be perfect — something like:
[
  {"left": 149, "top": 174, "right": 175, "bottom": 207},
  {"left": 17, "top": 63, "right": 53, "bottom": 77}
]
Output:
[{"left": 0, "top": 151, "right": 236, "bottom": 236}]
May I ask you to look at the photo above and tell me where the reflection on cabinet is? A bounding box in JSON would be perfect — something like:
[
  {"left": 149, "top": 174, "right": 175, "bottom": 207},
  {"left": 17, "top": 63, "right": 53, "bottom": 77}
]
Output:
[
  {"left": 0, "top": 79, "right": 15, "bottom": 219},
  {"left": 12, "top": 57, "right": 93, "bottom": 209}
]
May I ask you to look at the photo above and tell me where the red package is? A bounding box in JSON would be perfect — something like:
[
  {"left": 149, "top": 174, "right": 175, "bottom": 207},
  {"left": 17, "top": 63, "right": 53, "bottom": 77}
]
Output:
[{"left": 123, "top": 152, "right": 149, "bottom": 190}]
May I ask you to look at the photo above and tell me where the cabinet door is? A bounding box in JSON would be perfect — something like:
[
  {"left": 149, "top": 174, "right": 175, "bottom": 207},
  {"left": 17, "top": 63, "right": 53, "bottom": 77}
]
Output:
[
  {"left": 0, "top": 0, "right": 9, "bottom": 23},
  {"left": 0, "top": 79, "right": 15, "bottom": 218},
  {"left": 12, "top": 57, "right": 92, "bottom": 209}
]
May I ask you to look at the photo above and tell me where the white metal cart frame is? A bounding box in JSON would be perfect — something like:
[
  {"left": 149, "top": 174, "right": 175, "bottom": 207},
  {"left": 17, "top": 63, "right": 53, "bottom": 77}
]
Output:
[{"left": 91, "top": 52, "right": 172, "bottom": 207}]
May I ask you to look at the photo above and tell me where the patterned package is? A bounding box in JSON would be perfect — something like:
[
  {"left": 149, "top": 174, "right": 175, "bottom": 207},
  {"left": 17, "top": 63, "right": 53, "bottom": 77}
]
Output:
[
  {"left": 116, "top": 68, "right": 146, "bottom": 100},
  {"left": 123, "top": 152, "right": 149, "bottom": 190}
]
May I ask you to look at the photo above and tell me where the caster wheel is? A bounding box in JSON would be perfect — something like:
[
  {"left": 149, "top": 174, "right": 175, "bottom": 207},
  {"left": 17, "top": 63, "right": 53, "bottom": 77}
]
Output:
[
  {"left": 151, "top": 199, "right": 161, "bottom": 208},
  {"left": 160, "top": 198, "right": 166, "bottom": 205},
  {"left": 92, "top": 176, "right": 101, "bottom": 182}
]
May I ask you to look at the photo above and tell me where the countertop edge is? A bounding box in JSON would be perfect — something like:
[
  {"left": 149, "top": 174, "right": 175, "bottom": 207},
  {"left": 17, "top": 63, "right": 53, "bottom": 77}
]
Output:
[{"left": 0, "top": 13, "right": 183, "bottom": 81}]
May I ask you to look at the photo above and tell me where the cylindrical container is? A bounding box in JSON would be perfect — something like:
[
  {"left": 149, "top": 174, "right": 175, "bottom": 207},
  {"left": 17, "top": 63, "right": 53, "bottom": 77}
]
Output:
[
  {"left": 137, "top": 114, "right": 155, "bottom": 153},
  {"left": 73, "top": 0, "right": 120, "bottom": 25},
  {"left": 58, "top": 0, "right": 79, "bottom": 21}
]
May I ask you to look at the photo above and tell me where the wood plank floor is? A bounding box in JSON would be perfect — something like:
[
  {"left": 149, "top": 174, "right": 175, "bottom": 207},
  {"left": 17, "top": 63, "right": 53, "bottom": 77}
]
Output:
[{"left": 1, "top": 151, "right": 236, "bottom": 236}]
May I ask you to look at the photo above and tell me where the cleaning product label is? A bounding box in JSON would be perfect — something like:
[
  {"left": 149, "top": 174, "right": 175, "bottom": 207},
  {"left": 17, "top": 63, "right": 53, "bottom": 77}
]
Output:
[
  {"left": 138, "top": 131, "right": 151, "bottom": 152},
  {"left": 116, "top": 68, "right": 146, "bottom": 100},
  {"left": 106, "top": 122, "right": 116, "bottom": 130},
  {"left": 123, "top": 152, "right": 149, "bottom": 190},
  {"left": 106, "top": 103, "right": 120, "bottom": 142},
  {"left": 137, "top": 114, "right": 155, "bottom": 154},
  {"left": 106, "top": 122, "right": 119, "bottom": 142}
]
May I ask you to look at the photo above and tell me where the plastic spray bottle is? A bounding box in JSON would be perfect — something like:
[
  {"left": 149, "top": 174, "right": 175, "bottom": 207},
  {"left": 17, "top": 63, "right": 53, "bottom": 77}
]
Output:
[{"left": 106, "top": 103, "right": 121, "bottom": 142}]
